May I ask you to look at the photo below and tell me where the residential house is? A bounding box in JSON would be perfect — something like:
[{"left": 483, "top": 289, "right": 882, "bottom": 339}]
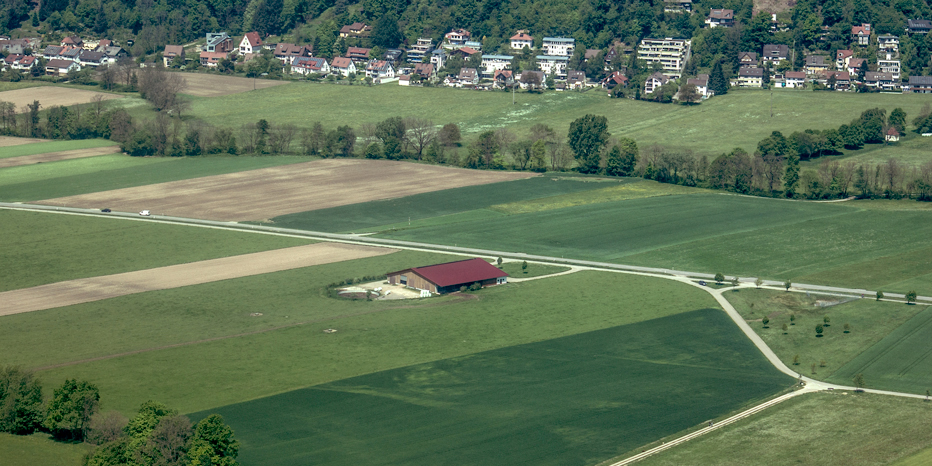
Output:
[
  {"left": 2, "top": 53, "right": 21, "bottom": 70},
  {"left": 413, "top": 62, "right": 435, "bottom": 79},
  {"left": 493, "top": 69, "right": 514, "bottom": 88},
  {"left": 15, "top": 55, "right": 35, "bottom": 70},
  {"left": 93, "top": 39, "right": 112, "bottom": 50},
  {"left": 847, "top": 57, "right": 867, "bottom": 76},
  {"left": 738, "top": 51, "right": 758, "bottom": 67},
  {"left": 566, "top": 70, "right": 586, "bottom": 89},
  {"left": 637, "top": 38, "right": 691, "bottom": 78},
  {"left": 205, "top": 33, "right": 233, "bottom": 53},
  {"left": 346, "top": 46, "right": 372, "bottom": 62},
  {"left": 274, "top": 43, "right": 313, "bottom": 64},
  {"left": 383, "top": 48, "right": 403, "bottom": 63},
  {"left": 199, "top": 51, "right": 228, "bottom": 67},
  {"left": 864, "top": 71, "right": 896, "bottom": 90},
  {"left": 60, "top": 47, "right": 81, "bottom": 62},
  {"left": 541, "top": 37, "right": 575, "bottom": 56},
  {"left": 444, "top": 29, "right": 471, "bottom": 47},
  {"left": 339, "top": 22, "right": 370, "bottom": 38},
  {"left": 905, "top": 75, "right": 932, "bottom": 93},
  {"left": 877, "top": 55, "right": 900, "bottom": 80},
  {"left": 907, "top": 19, "right": 932, "bottom": 34},
  {"left": 644, "top": 72, "right": 670, "bottom": 94},
  {"left": 42, "top": 45, "right": 64, "bottom": 61},
  {"left": 61, "top": 36, "right": 83, "bottom": 48},
  {"left": 430, "top": 49, "right": 447, "bottom": 70},
  {"left": 805, "top": 55, "right": 830, "bottom": 75},
  {"left": 408, "top": 38, "right": 433, "bottom": 63},
  {"left": 877, "top": 34, "right": 899, "bottom": 52},
  {"left": 836, "top": 49, "right": 853, "bottom": 70},
  {"left": 851, "top": 23, "right": 871, "bottom": 45},
  {"left": 664, "top": 0, "right": 692, "bottom": 13},
  {"left": 885, "top": 127, "right": 900, "bottom": 142},
  {"left": 330, "top": 57, "right": 357, "bottom": 77},
  {"left": 45, "top": 58, "right": 80, "bottom": 75},
  {"left": 291, "top": 57, "right": 330, "bottom": 75},
  {"left": 510, "top": 31, "right": 533, "bottom": 50},
  {"left": 365, "top": 60, "right": 396, "bottom": 80},
  {"left": 736, "top": 67, "right": 764, "bottom": 87},
  {"left": 605, "top": 40, "right": 633, "bottom": 65},
  {"left": 601, "top": 71, "right": 629, "bottom": 90},
  {"left": 584, "top": 49, "right": 601, "bottom": 62},
  {"left": 761, "top": 44, "right": 789, "bottom": 64},
  {"left": 537, "top": 55, "right": 569, "bottom": 77},
  {"left": 706, "top": 9, "right": 734, "bottom": 28},
  {"left": 398, "top": 74, "right": 412, "bottom": 86},
  {"left": 99, "top": 46, "right": 126, "bottom": 65},
  {"left": 163, "top": 45, "right": 185, "bottom": 66},
  {"left": 518, "top": 70, "right": 544, "bottom": 89},
  {"left": 480, "top": 54, "right": 513, "bottom": 76},
  {"left": 78, "top": 50, "right": 106, "bottom": 67},
  {"left": 821, "top": 70, "right": 851, "bottom": 90},
  {"left": 451, "top": 46, "right": 480, "bottom": 59},
  {"left": 239, "top": 32, "right": 262, "bottom": 55},
  {"left": 445, "top": 67, "right": 479, "bottom": 87},
  {"left": 782, "top": 71, "right": 807, "bottom": 88},
  {"left": 687, "top": 73, "right": 712, "bottom": 98},
  {"left": 463, "top": 40, "right": 483, "bottom": 52}
]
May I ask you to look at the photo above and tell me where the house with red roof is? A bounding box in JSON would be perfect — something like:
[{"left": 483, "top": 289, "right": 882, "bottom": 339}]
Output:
[
  {"left": 239, "top": 32, "right": 262, "bottom": 55},
  {"left": 387, "top": 258, "right": 508, "bottom": 294},
  {"left": 851, "top": 23, "right": 871, "bottom": 45},
  {"left": 510, "top": 31, "right": 533, "bottom": 50},
  {"left": 330, "top": 56, "right": 356, "bottom": 76}
]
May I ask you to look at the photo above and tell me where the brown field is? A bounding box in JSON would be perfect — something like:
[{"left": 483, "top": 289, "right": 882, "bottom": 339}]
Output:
[
  {"left": 0, "top": 87, "right": 123, "bottom": 112},
  {"left": 754, "top": 0, "right": 795, "bottom": 14},
  {"left": 0, "top": 136, "right": 48, "bottom": 147},
  {"left": 178, "top": 72, "right": 289, "bottom": 97},
  {"left": 38, "top": 158, "right": 538, "bottom": 221},
  {"left": 0, "top": 242, "right": 396, "bottom": 316},
  {"left": 0, "top": 146, "right": 122, "bottom": 168}
]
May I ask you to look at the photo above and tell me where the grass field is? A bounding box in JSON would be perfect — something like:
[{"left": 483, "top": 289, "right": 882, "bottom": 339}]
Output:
[
  {"left": 830, "top": 305, "right": 932, "bottom": 394},
  {"left": 182, "top": 83, "right": 932, "bottom": 159},
  {"left": 724, "top": 289, "right": 926, "bottom": 390},
  {"left": 636, "top": 392, "right": 932, "bottom": 466},
  {"left": 9, "top": 257, "right": 717, "bottom": 414},
  {"left": 0, "top": 210, "right": 312, "bottom": 291},
  {"left": 0, "top": 154, "right": 309, "bottom": 201},
  {"left": 894, "top": 446, "right": 932, "bottom": 466},
  {"left": 0, "top": 433, "right": 91, "bottom": 466},
  {"left": 191, "top": 308, "right": 790, "bottom": 466},
  {"left": 499, "top": 261, "right": 570, "bottom": 277},
  {"left": 265, "top": 175, "right": 634, "bottom": 232},
  {"left": 0, "top": 138, "right": 117, "bottom": 159}
]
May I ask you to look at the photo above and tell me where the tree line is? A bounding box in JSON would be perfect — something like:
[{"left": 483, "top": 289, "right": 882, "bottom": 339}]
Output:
[{"left": 0, "top": 365, "right": 239, "bottom": 466}]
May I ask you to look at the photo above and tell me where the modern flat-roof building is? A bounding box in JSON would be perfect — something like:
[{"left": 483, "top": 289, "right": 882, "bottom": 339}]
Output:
[
  {"left": 637, "top": 38, "right": 691, "bottom": 78},
  {"left": 542, "top": 37, "right": 575, "bottom": 57},
  {"left": 537, "top": 55, "right": 569, "bottom": 77}
]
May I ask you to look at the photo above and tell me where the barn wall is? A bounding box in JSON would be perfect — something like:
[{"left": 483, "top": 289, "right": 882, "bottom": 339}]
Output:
[{"left": 386, "top": 272, "right": 437, "bottom": 293}]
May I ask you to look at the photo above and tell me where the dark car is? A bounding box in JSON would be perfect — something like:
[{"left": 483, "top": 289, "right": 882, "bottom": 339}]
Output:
[
  {"left": 698, "top": 280, "right": 707, "bottom": 286},
  {"left": 101, "top": 208, "right": 112, "bottom": 212}
]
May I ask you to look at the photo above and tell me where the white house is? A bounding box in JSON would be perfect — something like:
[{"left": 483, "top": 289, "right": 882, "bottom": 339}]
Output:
[
  {"left": 330, "top": 56, "right": 357, "bottom": 77},
  {"left": 536, "top": 55, "right": 568, "bottom": 77},
  {"left": 686, "top": 73, "right": 712, "bottom": 98},
  {"left": 783, "top": 71, "right": 807, "bottom": 88},
  {"left": 481, "top": 54, "right": 513, "bottom": 76},
  {"left": 541, "top": 37, "right": 575, "bottom": 56},
  {"left": 291, "top": 57, "right": 330, "bottom": 75},
  {"left": 878, "top": 55, "right": 900, "bottom": 80},
  {"left": 366, "top": 60, "right": 396, "bottom": 80},
  {"left": 644, "top": 72, "right": 669, "bottom": 94},
  {"left": 239, "top": 32, "right": 261, "bottom": 55},
  {"left": 510, "top": 31, "right": 533, "bottom": 50}
]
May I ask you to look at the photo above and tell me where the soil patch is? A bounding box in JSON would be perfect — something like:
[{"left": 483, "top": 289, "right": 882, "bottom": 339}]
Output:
[
  {"left": 0, "top": 242, "right": 396, "bottom": 316},
  {"left": 38, "top": 158, "right": 537, "bottom": 221},
  {"left": 0, "top": 87, "right": 122, "bottom": 112},
  {"left": 0, "top": 136, "right": 48, "bottom": 147},
  {"left": 0, "top": 146, "right": 123, "bottom": 168},
  {"left": 179, "top": 73, "right": 289, "bottom": 97}
]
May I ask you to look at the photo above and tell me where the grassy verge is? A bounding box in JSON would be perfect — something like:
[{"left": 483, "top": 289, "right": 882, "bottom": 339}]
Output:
[
  {"left": 635, "top": 392, "right": 932, "bottom": 466},
  {"left": 191, "top": 308, "right": 789, "bottom": 466},
  {"left": 0, "top": 210, "right": 312, "bottom": 291},
  {"left": 723, "top": 288, "right": 925, "bottom": 385},
  {"left": 0, "top": 433, "right": 91, "bottom": 466},
  {"left": 0, "top": 154, "right": 310, "bottom": 201},
  {"left": 499, "top": 261, "right": 571, "bottom": 278},
  {"left": 0, "top": 139, "right": 118, "bottom": 159},
  {"left": 16, "top": 264, "right": 717, "bottom": 414}
]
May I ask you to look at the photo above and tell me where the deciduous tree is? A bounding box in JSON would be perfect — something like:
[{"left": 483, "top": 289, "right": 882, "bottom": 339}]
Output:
[
  {"left": 0, "top": 366, "right": 44, "bottom": 435},
  {"left": 188, "top": 414, "right": 239, "bottom": 466},
  {"left": 567, "top": 115, "right": 610, "bottom": 174},
  {"left": 44, "top": 379, "right": 99, "bottom": 441}
]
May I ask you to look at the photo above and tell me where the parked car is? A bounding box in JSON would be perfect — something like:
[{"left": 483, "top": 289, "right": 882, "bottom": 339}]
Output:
[
  {"left": 139, "top": 210, "right": 150, "bottom": 216},
  {"left": 698, "top": 280, "right": 707, "bottom": 286},
  {"left": 101, "top": 208, "right": 111, "bottom": 212}
]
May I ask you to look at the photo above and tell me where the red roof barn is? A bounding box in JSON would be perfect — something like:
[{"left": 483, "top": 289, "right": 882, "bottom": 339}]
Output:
[{"left": 387, "top": 258, "right": 509, "bottom": 294}]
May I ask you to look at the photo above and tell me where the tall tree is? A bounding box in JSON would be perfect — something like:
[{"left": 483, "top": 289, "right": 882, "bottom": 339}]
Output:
[
  {"left": 889, "top": 108, "right": 907, "bottom": 133},
  {"left": 783, "top": 154, "right": 800, "bottom": 197},
  {"left": 187, "top": 414, "right": 239, "bottom": 466},
  {"left": 709, "top": 60, "right": 729, "bottom": 95},
  {"left": 567, "top": 114, "right": 610, "bottom": 174},
  {"left": 0, "top": 366, "right": 44, "bottom": 435},
  {"left": 605, "top": 138, "right": 638, "bottom": 176},
  {"left": 44, "top": 379, "right": 99, "bottom": 441},
  {"left": 372, "top": 13, "right": 403, "bottom": 49}
]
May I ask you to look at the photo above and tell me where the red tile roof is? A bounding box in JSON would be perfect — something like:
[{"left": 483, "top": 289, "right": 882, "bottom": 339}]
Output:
[
  {"left": 390, "top": 258, "right": 508, "bottom": 288},
  {"left": 243, "top": 32, "right": 261, "bottom": 47}
]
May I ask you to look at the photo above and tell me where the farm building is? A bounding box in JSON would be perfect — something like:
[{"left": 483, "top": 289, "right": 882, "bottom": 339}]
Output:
[{"left": 387, "top": 258, "right": 508, "bottom": 294}]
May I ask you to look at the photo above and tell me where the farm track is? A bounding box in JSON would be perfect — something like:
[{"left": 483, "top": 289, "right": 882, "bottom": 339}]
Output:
[{"left": 0, "top": 146, "right": 122, "bottom": 168}]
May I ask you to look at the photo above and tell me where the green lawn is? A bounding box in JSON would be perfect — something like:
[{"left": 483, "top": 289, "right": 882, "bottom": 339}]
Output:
[
  {"left": 499, "top": 260, "right": 570, "bottom": 278},
  {"left": 184, "top": 83, "right": 931, "bottom": 158},
  {"left": 0, "top": 138, "right": 118, "bottom": 159},
  {"left": 830, "top": 305, "right": 932, "bottom": 394},
  {"left": 191, "top": 308, "right": 789, "bottom": 466},
  {"left": 894, "top": 446, "right": 932, "bottom": 466},
  {"left": 723, "top": 288, "right": 926, "bottom": 389},
  {"left": 0, "top": 154, "right": 310, "bottom": 201},
  {"left": 0, "top": 210, "right": 312, "bottom": 291},
  {"left": 0, "top": 433, "right": 91, "bottom": 466},
  {"left": 17, "top": 262, "right": 717, "bottom": 414},
  {"left": 635, "top": 392, "right": 932, "bottom": 466}
]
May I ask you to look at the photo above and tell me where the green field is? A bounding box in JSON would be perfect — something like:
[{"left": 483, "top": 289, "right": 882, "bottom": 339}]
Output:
[
  {"left": 266, "top": 175, "right": 635, "bottom": 232},
  {"left": 636, "top": 392, "right": 932, "bottom": 466},
  {"left": 0, "top": 210, "right": 312, "bottom": 291},
  {"left": 830, "top": 305, "right": 932, "bottom": 394},
  {"left": 191, "top": 308, "right": 790, "bottom": 466},
  {"left": 499, "top": 260, "right": 570, "bottom": 278},
  {"left": 0, "top": 433, "right": 91, "bottom": 466},
  {"left": 0, "top": 138, "right": 118, "bottom": 159},
  {"left": 724, "top": 289, "right": 927, "bottom": 391},
  {"left": 0, "top": 154, "right": 309, "bottom": 201},
  {"left": 183, "top": 83, "right": 932, "bottom": 159}
]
